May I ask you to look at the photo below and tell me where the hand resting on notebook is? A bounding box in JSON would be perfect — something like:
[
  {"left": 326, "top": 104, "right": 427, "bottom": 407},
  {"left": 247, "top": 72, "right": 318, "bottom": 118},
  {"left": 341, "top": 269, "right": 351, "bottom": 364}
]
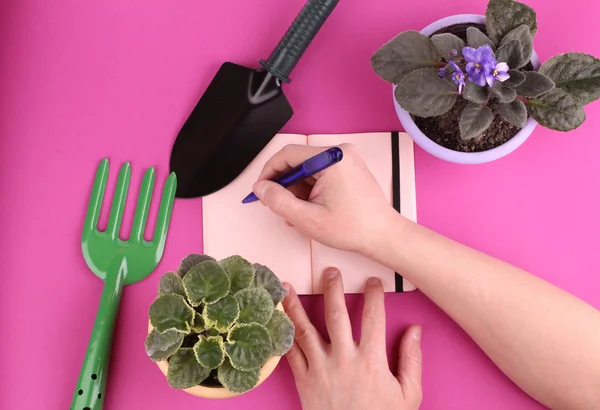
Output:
[
  {"left": 282, "top": 270, "right": 422, "bottom": 410},
  {"left": 252, "top": 144, "right": 600, "bottom": 410}
]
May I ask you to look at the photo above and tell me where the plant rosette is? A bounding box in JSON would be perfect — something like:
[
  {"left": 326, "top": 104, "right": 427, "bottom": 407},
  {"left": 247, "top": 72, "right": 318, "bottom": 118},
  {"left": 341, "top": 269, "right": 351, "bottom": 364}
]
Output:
[
  {"left": 371, "top": 0, "right": 600, "bottom": 164},
  {"left": 145, "top": 254, "right": 294, "bottom": 399}
]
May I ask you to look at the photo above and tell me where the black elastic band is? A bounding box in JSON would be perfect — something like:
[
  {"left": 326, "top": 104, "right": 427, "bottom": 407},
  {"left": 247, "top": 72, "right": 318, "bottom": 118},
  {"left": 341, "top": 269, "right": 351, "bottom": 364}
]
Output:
[{"left": 391, "top": 131, "right": 403, "bottom": 292}]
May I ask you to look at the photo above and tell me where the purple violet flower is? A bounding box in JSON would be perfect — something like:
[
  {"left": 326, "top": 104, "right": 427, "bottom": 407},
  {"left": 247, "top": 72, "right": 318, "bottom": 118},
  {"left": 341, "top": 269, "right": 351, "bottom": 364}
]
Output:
[
  {"left": 447, "top": 61, "right": 466, "bottom": 94},
  {"left": 491, "top": 62, "right": 510, "bottom": 83},
  {"left": 463, "top": 45, "right": 497, "bottom": 87},
  {"left": 438, "top": 67, "right": 447, "bottom": 78}
]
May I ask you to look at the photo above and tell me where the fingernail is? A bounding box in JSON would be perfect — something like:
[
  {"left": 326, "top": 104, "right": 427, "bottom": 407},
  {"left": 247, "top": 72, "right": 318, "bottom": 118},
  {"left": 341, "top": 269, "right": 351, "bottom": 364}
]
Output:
[
  {"left": 367, "top": 277, "right": 380, "bottom": 286},
  {"left": 282, "top": 283, "right": 290, "bottom": 297},
  {"left": 324, "top": 268, "right": 339, "bottom": 279},
  {"left": 412, "top": 326, "right": 422, "bottom": 341},
  {"left": 254, "top": 181, "right": 268, "bottom": 199}
]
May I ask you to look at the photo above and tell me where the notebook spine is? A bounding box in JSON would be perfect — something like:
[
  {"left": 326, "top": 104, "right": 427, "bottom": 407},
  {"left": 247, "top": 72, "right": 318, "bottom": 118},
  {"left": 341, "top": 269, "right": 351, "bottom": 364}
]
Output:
[{"left": 391, "top": 131, "right": 404, "bottom": 293}]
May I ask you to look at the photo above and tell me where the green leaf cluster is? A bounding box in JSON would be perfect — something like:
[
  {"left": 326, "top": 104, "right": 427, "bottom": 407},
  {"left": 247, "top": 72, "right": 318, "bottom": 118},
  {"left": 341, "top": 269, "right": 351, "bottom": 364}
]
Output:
[
  {"left": 370, "top": 0, "right": 600, "bottom": 141},
  {"left": 145, "top": 254, "right": 294, "bottom": 394}
]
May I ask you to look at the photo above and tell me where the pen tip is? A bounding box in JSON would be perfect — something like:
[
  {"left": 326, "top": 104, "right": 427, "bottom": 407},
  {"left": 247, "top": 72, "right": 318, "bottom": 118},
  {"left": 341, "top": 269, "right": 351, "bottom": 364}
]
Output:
[{"left": 242, "top": 192, "right": 259, "bottom": 204}]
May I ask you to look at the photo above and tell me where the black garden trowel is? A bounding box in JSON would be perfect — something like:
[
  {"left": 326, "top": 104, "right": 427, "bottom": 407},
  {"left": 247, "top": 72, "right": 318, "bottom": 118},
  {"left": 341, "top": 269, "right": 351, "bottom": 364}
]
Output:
[{"left": 169, "top": 0, "right": 340, "bottom": 198}]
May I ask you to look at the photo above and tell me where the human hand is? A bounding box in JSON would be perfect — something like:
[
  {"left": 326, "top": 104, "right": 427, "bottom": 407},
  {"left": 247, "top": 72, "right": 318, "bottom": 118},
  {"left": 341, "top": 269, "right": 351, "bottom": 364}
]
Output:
[
  {"left": 282, "top": 268, "right": 423, "bottom": 410},
  {"left": 252, "top": 144, "right": 398, "bottom": 256}
]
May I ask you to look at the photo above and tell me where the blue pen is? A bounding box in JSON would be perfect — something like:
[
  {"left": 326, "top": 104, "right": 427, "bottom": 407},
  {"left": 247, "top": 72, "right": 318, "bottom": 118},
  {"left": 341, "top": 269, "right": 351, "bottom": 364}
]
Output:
[{"left": 242, "top": 147, "right": 343, "bottom": 204}]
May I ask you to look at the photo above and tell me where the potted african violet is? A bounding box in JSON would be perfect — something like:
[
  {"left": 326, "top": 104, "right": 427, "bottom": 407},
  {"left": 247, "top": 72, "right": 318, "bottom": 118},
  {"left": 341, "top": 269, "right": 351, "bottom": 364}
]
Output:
[
  {"left": 145, "top": 254, "right": 294, "bottom": 399},
  {"left": 371, "top": 0, "right": 600, "bottom": 164}
]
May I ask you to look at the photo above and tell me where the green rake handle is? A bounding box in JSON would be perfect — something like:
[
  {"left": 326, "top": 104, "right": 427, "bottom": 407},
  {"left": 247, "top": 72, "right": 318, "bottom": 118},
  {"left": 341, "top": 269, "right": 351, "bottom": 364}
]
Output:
[{"left": 70, "top": 257, "right": 127, "bottom": 410}]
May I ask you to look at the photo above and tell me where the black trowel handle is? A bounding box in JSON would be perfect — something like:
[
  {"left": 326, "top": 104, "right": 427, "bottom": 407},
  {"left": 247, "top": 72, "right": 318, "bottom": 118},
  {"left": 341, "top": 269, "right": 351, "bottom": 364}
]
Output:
[{"left": 259, "top": 0, "right": 339, "bottom": 83}]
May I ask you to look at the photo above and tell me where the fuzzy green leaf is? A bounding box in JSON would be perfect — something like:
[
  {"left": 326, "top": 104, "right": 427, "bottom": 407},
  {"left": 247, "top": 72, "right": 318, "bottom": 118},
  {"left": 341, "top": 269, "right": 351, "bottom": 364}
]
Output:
[
  {"left": 235, "top": 288, "right": 274, "bottom": 325},
  {"left": 145, "top": 329, "right": 184, "bottom": 362},
  {"left": 464, "top": 82, "right": 491, "bottom": 104},
  {"left": 496, "top": 40, "right": 524, "bottom": 70},
  {"left": 459, "top": 103, "right": 494, "bottom": 140},
  {"left": 498, "top": 100, "right": 528, "bottom": 128},
  {"left": 431, "top": 33, "right": 465, "bottom": 58},
  {"left": 539, "top": 53, "right": 600, "bottom": 105},
  {"left": 177, "top": 254, "right": 216, "bottom": 276},
  {"left": 207, "top": 328, "right": 221, "bottom": 337},
  {"left": 183, "top": 261, "right": 231, "bottom": 306},
  {"left": 528, "top": 88, "right": 586, "bottom": 131},
  {"left": 226, "top": 323, "right": 273, "bottom": 371},
  {"left": 499, "top": 25, "right": 532, "bottom": 68},
  {"left": 217, "top": 357, "right": 260, "bottom": 394},
  {"left": 192, "top": 311, "right": 205, "bottom": 333},
  {"left": 149, "top": 294, "right": 194, "bottom": 333},
  {"left": 515, "top": 72, "right": 555, "bottom": 98},
  {"left": 491, "top": 82, "right": 517, "bottom": 103},
  {"left": 193, "top": 335, "right": 225, "bottom": 370},
  {"left": 204, "top": 294, "right": 240, "bottom": 332},
  {"left": 395, "top": 68, "right": 457, "bottom": 118},
  {"left": 265, "top": 310, "right": 295, "bottom": 356},
  {"left": 253, "top": 263, "right": 286, "bottom": 305},
  {"left": 166, "top": 348, "right": 210, "bottom": 389},
  {"left": 219, "top": 256, "right": 255, "bottom": 294},
  {"left": 158, "top": 272, "right": 186, "bottom": 297},
  {"left": 503, "top": 70, "right": 526, "bottom": 88},
  {"left": 466, "top": 27, "right": 495, "bottom": 50},
  {"left": 370, "top": 30, "right": 442, "bottom": 83},
  {"left": 486, "top": 0, "right": 537, "bottom": 45}
]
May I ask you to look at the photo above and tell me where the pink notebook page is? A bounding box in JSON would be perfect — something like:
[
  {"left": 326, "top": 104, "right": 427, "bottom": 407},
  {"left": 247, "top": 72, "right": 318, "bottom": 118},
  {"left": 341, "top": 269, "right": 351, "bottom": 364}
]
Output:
[
  {"left": 308, "top": 132, "right": 417, "bottom": 293},
  {"left": 202, "top": 133, "right": 313, "bottom": 294},
  {"left": 202, "top": 132, "right": 417, "bottom": 294}
]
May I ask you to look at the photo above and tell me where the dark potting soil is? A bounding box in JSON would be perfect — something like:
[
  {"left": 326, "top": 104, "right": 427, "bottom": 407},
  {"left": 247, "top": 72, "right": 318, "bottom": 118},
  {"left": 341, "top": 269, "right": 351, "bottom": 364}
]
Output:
[
  {"left": 201, "top": 369, "right": 223, "bottom": 388},
  {"left": 181, "top": 334, "right": 199, "bottom": 348},
  {"left": 413, "top": 98, "right": 520, "bottom": 152},
  {"left": 410, "top": 23, "right": 533, "bottom": 152}
]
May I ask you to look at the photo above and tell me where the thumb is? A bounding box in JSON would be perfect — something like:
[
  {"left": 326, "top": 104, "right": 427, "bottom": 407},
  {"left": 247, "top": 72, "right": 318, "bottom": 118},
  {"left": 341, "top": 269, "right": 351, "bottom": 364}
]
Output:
[
  {"left": 397, "top": 325, "right": 423, "bottom": 408},
  {"left": 253, "top": 180, "right": 324, "bottom": 228}
]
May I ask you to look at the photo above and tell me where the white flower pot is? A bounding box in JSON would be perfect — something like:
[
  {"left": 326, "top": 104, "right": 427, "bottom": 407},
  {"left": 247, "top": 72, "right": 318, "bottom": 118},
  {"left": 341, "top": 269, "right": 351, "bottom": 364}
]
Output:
[{"left": 393, "top": 14, "right": 541, "bottom": 164}]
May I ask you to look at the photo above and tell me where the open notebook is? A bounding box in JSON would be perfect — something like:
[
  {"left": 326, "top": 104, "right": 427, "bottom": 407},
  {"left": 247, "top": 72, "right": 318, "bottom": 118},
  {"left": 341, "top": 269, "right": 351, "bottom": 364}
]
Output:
[{"left": 202, "top": 132, "right": 417, "bottom": 294}]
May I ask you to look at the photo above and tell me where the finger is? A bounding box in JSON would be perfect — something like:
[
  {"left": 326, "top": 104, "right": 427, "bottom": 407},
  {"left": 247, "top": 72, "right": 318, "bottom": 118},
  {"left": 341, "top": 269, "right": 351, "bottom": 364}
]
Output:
[
  {"left": 397, "top": 325, "right": 423, "bottom": 408},
  {"left": 282, "top": 282, "right": 327, "bottom": 362},
  {"left": 322, "top": 268, "right": 354, "bottom": 351},
  {"left": 285, "top": 341, "right": 308, "bottom": 378},
  {"left": 258, "top": 144, "right": 330, "bottom": 181},
  {"left": 286, "top": 181, "right": 313, "bottom": 201},
  {"left": 359, "top": 277, "right": 386, "bottom": 356},
  {"left": 253, "top": 180, "right": 326, "bottom": 230}
]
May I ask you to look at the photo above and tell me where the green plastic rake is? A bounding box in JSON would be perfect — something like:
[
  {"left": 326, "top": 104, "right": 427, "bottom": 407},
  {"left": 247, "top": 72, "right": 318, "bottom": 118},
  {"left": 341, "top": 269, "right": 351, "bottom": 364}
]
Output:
[{"left": 70, "top": 159, "right": 177, "bottom": 410}]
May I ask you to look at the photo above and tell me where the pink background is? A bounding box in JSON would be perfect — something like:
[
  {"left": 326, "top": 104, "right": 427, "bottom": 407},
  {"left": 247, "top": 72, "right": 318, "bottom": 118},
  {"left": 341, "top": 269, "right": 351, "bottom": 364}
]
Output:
[{"left": 1, "top": 0, "right": 598, "bottom": 409}]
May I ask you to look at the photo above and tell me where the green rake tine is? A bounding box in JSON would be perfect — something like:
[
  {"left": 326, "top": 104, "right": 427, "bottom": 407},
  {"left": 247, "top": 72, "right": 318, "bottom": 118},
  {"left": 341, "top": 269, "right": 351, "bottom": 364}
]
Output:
[
  {"left": 106, "top": 162, "right": 131, "bottom": 239},
  {"left": 84, "top": 158, "right": 109, "bottom": 234},
  {"left": 152, "top": 172, "right": 177, "bottom": 251},
  {"left": 131, "top": 167, "right": 156, "bottom": 243}
]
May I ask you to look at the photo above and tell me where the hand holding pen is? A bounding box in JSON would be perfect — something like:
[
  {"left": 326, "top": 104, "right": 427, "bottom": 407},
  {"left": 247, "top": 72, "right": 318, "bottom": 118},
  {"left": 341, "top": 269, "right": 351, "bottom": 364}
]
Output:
[{"left": 242, "top": 147, "right": 344, "bottom": 204}]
